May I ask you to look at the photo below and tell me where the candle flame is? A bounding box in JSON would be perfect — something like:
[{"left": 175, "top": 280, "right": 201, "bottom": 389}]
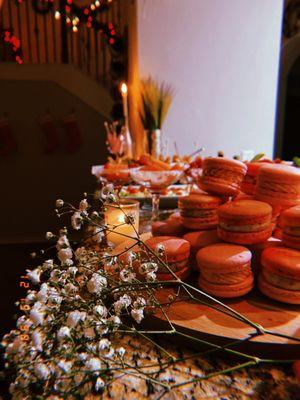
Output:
[{"left": 121, "top": 82, "right": 127, "bottom": 95}]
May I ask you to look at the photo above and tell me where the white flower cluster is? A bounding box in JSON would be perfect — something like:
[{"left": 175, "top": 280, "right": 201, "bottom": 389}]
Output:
[{"left": 1, "top": 193, "right": 161, "bottom": 399}]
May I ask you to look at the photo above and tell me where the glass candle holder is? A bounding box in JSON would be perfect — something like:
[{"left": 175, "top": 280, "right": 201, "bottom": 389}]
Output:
[{"left": 104, "top": 200, "right": 139, "bottom": 246}]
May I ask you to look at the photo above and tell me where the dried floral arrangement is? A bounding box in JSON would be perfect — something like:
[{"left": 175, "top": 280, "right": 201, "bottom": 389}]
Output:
[
  {"left": 139, "top": 77, "right": 174, "bottom": 131},
  {"left": 1, "top": 185, "right": 299, "bottom": 399}
]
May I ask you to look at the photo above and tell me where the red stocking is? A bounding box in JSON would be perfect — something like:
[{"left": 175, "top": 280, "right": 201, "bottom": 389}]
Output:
[
  {"left": 62, "top": 113, "right": 83, "bottom": 153},
  {"left": 38, "top": 113, "right": 60, "bottom": 154},
  {"left": 0, "top": 117, "right": 17, "bottom": 156}
]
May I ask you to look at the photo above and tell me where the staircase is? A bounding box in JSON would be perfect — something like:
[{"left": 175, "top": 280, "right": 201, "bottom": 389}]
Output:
[{"left": 0, "top": 0, "right": 130, "bottom": 243}]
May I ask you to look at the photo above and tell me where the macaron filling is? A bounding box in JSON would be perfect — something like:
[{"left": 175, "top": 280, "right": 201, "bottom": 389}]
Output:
[
  {"left": 262, "top": 269, "right": 300, "bottom": 291},
  {"left": 180, "top": 209, "right": 217, "bottom": 218},
  {"left": 283, "top": 227, "right": 300, "bottom": 236},
  {"left": 219, "top": 220, "right": 271, "bottom": 232}
]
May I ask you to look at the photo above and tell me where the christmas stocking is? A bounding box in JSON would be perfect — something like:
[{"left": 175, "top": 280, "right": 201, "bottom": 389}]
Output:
[
  {"left": 62, "top": 113, "right": 83, "bottom": 153},
  {"left": 38, "top": 113, "right": 60, "bottom": 154},
  {"left": 0, "top": 117, "right": 17, "bottom": 156}
]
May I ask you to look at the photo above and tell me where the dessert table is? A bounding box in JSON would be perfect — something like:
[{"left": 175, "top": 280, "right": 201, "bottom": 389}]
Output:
[{"left": 3, "top": 157, "right": 300, "bottom": 399}]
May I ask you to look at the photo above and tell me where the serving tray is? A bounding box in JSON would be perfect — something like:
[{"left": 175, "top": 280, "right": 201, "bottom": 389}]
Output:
[
  {"left": 148, "top": 282, "right": 300, "bottom": 359},
  {"left": 113, "top": 236, "right": 300, "bottom": 359}
]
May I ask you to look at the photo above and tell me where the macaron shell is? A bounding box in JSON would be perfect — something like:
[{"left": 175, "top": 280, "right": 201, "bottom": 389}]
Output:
[
  {"left": 255, "top": 164, "right": 300, "bottom": 207},
  {"left": 218, "top": 200, "right": 272, "bottom": 220},
  {"left": 178, "top": 193, "right": 222, "bottom": 209},
  {"left": 258, "top": 274, "right": 300, "bottom": 305},
  {"left": 183, "top": 230, "right": 222, "bottom": 254},
  {"left": 200, "top": 180, "right": 241, "bottom": 196},
  {"left": 282, "top": 233, "right": 300, "bottom": 250},
  {"left": 152, "top": 220, "right": 186, "bottom": 237},
  {"left": 261, "top": 246, "right": 300, "bottom": 280},
  {"left": 196, "top": 243, "right": 252, "bottom": 271},
  {"left": 218, "top": 226, "right": 273, "bottom": 245},
  {"left": 281, "top": 205, "right": 300, "bottom": 227},
  {"left": 198, "top": 275, "right": 254, "bottom": 298},
  {"left": 181, "top": 216, "right": 218, "bottom": 230},
  {"left": 202, "top": 157, "right": 247, "bottom": 174},
  {"left": 145, "top": 236, "right": 190, "bottom": 263},
  {"left": 157, "top": 266, "right": 190, "bottom": 282}
]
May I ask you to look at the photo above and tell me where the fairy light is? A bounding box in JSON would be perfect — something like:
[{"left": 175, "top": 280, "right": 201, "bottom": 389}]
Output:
[
  {"left": 90, "top": 4, "right": 95, "bottom": 10},
  {"left": 95, "top": 0, "right": 100, "bottom": 7},
  {"left": 72, "top": 25, "right": 78, "bottom": 32},
  {"left": 54, "top": 11, "right": 60, "bottom": 20}
]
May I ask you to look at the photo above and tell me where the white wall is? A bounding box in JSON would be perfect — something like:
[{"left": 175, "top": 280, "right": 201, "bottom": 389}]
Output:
[{"left": 137, "top": 0, "right": 283, "bottom": 158}]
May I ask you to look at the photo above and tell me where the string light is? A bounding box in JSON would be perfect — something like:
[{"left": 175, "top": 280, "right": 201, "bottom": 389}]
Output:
[
  {"left": 55, "top": 11, "right": 60, "bottom": 20},
  {"left": 95, "top": 0, "right": 100, "bottom": 7},
  {"left": 72, "top": 25, "right": 78, "bottom": 32}
]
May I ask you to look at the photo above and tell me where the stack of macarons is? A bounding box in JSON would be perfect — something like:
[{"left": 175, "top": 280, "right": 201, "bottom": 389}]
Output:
[
  {"left": 217, "top": 199, "right": 273, "bottom": 245},
  {"left": 255, "top": 164, "right": 300, "bottom": 209},
  {"left": 144, "top": 236, "right": 191, "bottom": 281},
  {"left": 280, "top": 205, "right": 300, "bottom": 250},
  {"left": 199, "top": 157, "right": 247, "bottom": 196},
  {"left": 178, "top": 193, "right": 223, "bottom": 230},
  {"left": 259, "top": 246, "right": 300, "bottom": 304},
  {"left": 196, "top": 243, "right": 254, "bottom": 298}
]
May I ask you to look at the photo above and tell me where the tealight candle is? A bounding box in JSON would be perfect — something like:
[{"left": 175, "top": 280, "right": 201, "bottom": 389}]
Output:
[{"left": 104, "top": 200, "right": 139, "bottom": 246}]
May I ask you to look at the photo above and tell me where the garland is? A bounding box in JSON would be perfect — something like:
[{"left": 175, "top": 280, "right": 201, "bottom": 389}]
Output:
[{"left": 1, "top": 28, "right": 23, "bottom": 64}]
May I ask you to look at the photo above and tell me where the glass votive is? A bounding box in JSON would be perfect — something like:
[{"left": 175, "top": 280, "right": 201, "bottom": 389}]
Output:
[{"left": 104, "top": 199, "right": 139, "bottom": 246}]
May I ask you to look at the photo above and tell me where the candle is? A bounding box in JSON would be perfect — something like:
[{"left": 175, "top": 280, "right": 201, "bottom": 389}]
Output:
[
  {"left": 105, "top": 200, "right": 139, "bottom": 246},
  {"left": 121, "top": 82, "right": 128, "bottom": 123}
]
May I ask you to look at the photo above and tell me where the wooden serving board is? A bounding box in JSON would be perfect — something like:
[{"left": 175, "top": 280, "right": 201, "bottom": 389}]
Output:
[
  {"left": 113, "top": 236, "right": 300, "bottom": 359},
  {"left": 148, "top": 282, "right": 300, "bottom": 359}
]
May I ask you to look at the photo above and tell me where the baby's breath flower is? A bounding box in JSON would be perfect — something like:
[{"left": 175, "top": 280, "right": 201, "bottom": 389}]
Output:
[
  {"left": 71, "top": 211, "right": 83, "bottom": 230},
  {"left": 93, "top": 305, "right": 108, "bottom": 318},
  {"left": 67, "top": 311, "right": 86, "bottom": 329},
  {"left": 57, "top": 360, "right": 72, "bottom": 373},
  {"left": 100, "top": 184, "right": 114, "bottom": 199},
  {"left": 131, "top": 308, "right": 144, "bottom": 324},
  {"left": 156, "top": 243, "right": 165, "bottom": 255},
  {"left": 55, "top": 199, "right": 64, "bottom": 208},
  {"left": 56, "top": 235, "right": 70, "bottom": 250},
  {"left": 114, "top": 294, "right": 132, "bottom": 315},
  {"left": 139, "top": 262, "right": 158, "bottom": 275},
  {"left": 32, "top": 330, "right": 43, "bottom": 352},
  {"left": 87, "top": 273, "right": 107, "bottom": 294},
  {"left": 85, "top": 357, "right": 102, "bottom": 374},
  {"left": 30, "top": 308, "right": 44, "bottom": 326},
  {"left": 146, "top": 271, "right": 157, "bottom": 281},
  {"left": 95, "top": 377, "right": 105, "bottom": 391},
  {"left": 117, "top": 347, "right": 126, "bottom": 357},
  {"left": 108, "top": 315, "right": 121, "bottom": 328},
  {"left": 57, "top": 327, "right": 71, "bottom": 341},
  {"left": 120, "top": 268, "right": 136, "bottom": 282},
  {"left": 42, "top": 259, "right": 54, "bottom": 270},
  {"left": 46, "top": 231, "right": 54, "bottom": 240},
  {"left": 34, "top": 363, "right": 51, "bottom": 380},
  {"left": 79, "top": 199, "right": 89, "bottom": 211},
  {"left": 26, "top": 267, "right": 42, "bottom": 284},
  {"left": 133, "top": 297, "right": 147, "bottom": 309},
  {"left": 57, "top": 248, "right": 73, "bottom": 264}
]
